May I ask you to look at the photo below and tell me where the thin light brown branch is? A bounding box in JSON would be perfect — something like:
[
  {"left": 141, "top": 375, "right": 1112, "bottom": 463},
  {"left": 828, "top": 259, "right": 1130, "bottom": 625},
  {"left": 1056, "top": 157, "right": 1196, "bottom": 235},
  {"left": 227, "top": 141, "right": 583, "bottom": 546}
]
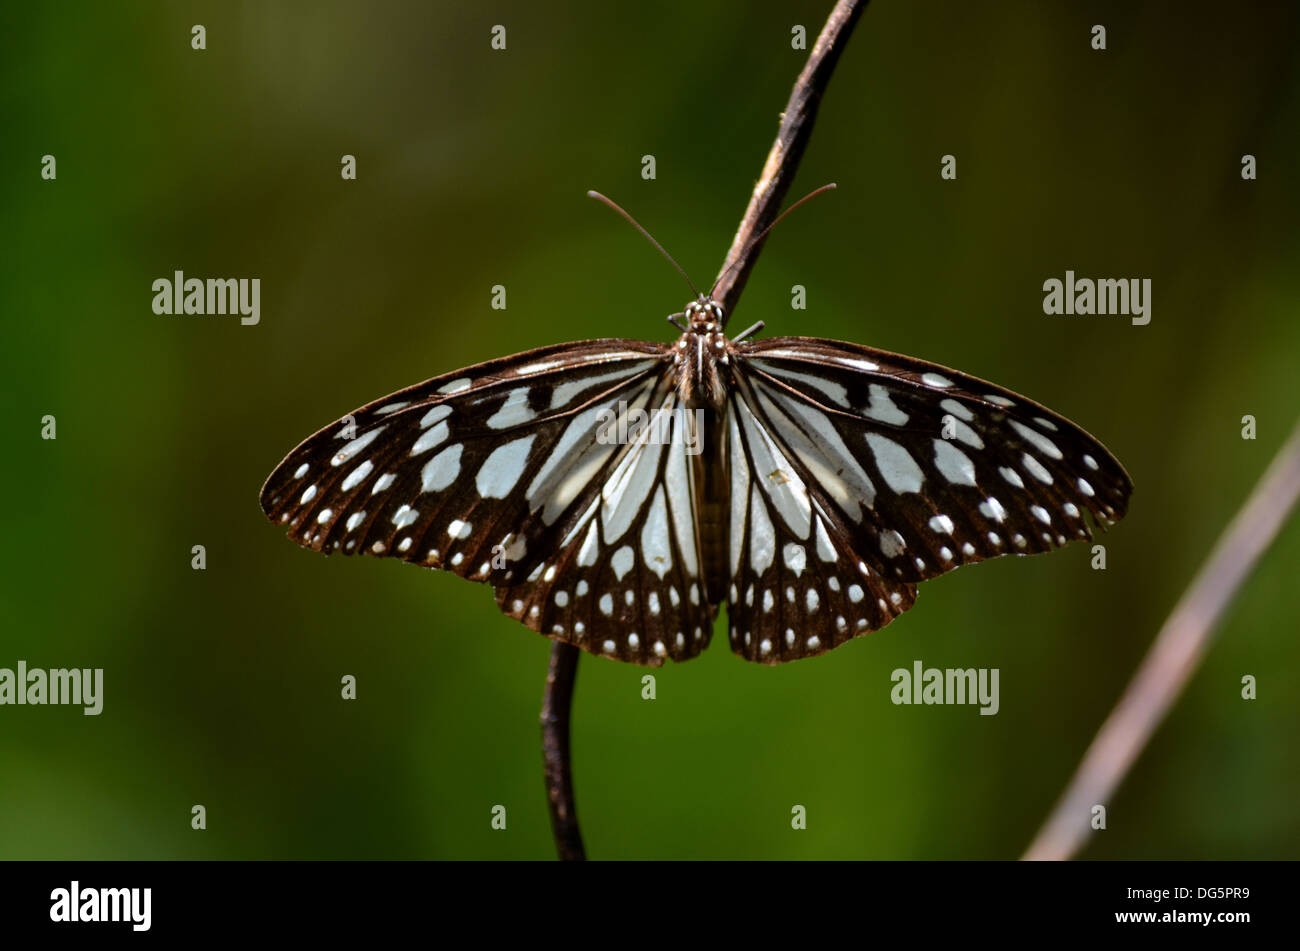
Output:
[
  {"left": 1024, "top": 418, "right": 1300, "bottom": 861},
  {"left": 540, "top": 0, "right": 868, "bottom": 862},
  {"left": 712, "top": 0, "right": 867, "bottom": 320}
]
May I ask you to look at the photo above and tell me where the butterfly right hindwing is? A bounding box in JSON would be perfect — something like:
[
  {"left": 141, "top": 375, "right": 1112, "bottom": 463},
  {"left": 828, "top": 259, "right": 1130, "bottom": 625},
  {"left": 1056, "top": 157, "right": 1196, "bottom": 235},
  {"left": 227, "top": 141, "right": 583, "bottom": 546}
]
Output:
[{"left": 722, "top": 390, "right": 918, "bottom": 663}]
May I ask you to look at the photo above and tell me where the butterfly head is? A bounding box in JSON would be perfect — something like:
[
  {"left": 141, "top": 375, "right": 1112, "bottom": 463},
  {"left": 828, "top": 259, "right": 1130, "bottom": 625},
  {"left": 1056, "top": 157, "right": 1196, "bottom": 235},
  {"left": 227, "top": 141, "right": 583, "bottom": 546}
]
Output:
[{"left": 684, "top": 298, "right": 725, "bottom": 332}]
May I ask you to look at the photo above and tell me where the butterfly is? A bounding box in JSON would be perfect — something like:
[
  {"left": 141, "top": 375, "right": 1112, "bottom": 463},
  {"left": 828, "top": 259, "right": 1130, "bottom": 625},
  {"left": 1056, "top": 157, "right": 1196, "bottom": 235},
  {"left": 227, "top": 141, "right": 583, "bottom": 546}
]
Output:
[{"left": 260, "top": 190, "right": 1132, "bottom": 666}]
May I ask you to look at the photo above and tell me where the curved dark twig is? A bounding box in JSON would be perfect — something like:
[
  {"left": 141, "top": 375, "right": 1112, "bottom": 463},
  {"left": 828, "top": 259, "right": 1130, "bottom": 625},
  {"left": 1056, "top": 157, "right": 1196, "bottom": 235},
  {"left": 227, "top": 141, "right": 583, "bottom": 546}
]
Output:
[
  {"left": 712, "top": 0, "right": 867, "bottom": 323},
  {"left": 542, "top": 641, "right": 584, "bottom": 861}
]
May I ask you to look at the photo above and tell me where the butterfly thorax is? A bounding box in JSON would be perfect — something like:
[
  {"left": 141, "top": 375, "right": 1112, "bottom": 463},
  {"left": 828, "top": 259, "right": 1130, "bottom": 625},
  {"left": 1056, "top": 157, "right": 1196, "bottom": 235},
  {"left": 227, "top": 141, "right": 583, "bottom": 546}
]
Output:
[{"left": 673, "top": 298, "right": 731, "bottom": 411}]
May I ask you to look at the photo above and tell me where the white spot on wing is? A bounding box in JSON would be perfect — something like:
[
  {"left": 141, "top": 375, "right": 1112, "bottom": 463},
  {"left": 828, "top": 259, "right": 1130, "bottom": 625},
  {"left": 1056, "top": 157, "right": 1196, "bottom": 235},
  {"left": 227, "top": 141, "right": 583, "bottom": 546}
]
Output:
[
  {"left": 939, "top": 399, "right": 973, "bottom": 421},
  {"left": 728, "top": 412, "right": 750, "bottom": 577},
  {"left": 829, "top": 355, "right": 879, "bottom": 372},
  {"left": 549, "top": 364, "right": 651, "bottom": 411},
  {"left": 979, "top": 497, "right": 1007, "bottom": 522},
  {"left": 866, "top": 433, "right": 924, "bottom": 493},
  {"left": 411, "top": 421, "right": 450, "bottom": 456},
  {"left": 783, "top": 543, "right": 806, "bottom": 576},
  {"left": 577, "top": 522, "right": 599, "bottom": 567},
  {"left": 487, "top": 388, "right": 537, "bottom": 429},
  {"left": 1010, "top": 419, "right": 1063, "bottom": 460},
  {"left": 332, "top": 427, "right": 384, "bottom": 466},
  {"left": 640, "top": 486, "right": 673, "bottom": 579},
  {"left": 949, "top": 419, "right": 984, "bottom": 449},
  {"left": 864, "top": 384, "right": 908, "bottom": 426},
  {"left": 392, "top": 504, "right": 418, "bottom": 529},
  {"left": 1022, "top": 453, "right": 1053, "bottom": 484},
  {"left": 420, "top": 444, "right": 463, "bottom": 492},
  {"left": 933, "top": 439, "right": 977, "bottom": 486},
  {"left": 753, "top": 363, "right": 850, "bottom": 407},
  {"left": 814, "top": 517, "right": 836, "bottom": 562},
  {"left": 748, "top": 485, "right": 775, "bottom": 575},
  {"left": 420, "top": 405, "right": 452, "bottom": 429},
  {"left": 475, "top": 434, "right": 536, "bottom": 498},
  {"left": 341, "top": 460, "right": 373, "bottom": 492},
  {"left": 611, "top": 545, "right": 635, "bottom": 580}
]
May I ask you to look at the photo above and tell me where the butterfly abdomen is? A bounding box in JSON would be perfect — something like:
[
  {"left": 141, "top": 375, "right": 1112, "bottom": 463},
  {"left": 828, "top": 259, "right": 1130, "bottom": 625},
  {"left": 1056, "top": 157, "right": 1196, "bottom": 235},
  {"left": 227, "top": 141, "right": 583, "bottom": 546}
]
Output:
[{"left": 695, "top": 407, "right": 731, "bottom": 606}]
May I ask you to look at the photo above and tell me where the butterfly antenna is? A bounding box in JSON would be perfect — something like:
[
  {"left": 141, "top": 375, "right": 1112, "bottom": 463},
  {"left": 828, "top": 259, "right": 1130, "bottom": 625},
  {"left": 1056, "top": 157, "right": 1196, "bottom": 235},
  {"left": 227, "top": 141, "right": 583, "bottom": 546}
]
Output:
[
  {"left": 709, "top": 182, "right": 837, "bottom": 299},
  {"left": 587, "top": 191, "right": 702, "bottom": 300}
]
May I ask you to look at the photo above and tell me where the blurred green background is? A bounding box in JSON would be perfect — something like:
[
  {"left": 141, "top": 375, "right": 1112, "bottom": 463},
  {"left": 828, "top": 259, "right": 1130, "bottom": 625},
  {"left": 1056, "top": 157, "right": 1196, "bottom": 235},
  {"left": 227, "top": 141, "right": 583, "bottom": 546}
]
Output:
[{"left": 3, "top": 0, "right": 1298, "bottom": 860}]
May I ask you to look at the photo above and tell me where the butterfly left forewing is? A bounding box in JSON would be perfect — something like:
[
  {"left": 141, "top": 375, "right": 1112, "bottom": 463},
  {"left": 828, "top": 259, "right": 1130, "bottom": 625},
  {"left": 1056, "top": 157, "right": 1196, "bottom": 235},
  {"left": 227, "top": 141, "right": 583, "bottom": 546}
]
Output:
[{"left": 260, "top": 340, "right": 666, "bottom": 578}]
